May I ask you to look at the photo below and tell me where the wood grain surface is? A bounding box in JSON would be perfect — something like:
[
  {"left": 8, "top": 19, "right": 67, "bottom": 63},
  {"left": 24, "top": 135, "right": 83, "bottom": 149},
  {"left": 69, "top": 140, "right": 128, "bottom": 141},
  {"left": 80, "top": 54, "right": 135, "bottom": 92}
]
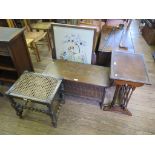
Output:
[{"left": 44, "top": 59, "right": 110, "bottom": 87}]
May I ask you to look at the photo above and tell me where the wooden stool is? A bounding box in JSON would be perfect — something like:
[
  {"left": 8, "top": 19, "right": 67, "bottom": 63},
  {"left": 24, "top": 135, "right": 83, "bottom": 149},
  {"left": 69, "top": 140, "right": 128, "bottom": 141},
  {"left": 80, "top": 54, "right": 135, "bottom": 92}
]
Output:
[{"left": 6, "top": 71, "right": 65, "bottom": 127}]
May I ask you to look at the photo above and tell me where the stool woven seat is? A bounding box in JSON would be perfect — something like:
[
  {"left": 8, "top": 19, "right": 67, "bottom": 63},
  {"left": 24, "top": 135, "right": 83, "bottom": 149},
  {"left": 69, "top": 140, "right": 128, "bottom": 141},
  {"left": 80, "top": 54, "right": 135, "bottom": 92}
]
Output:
[
  {"left": 6, "top": 71, "right": 64, "bottom": 127},
  {"left": 9, "top": 72, "right": 61, "bottom": 103}
]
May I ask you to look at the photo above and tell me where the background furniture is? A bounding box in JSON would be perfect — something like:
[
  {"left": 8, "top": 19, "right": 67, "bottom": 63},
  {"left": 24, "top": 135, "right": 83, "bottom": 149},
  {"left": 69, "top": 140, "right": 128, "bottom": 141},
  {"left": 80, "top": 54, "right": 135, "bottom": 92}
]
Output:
[
  {"left": 51, "top": 23, "right": 96, "bottom": 64},
  {"left": 44, "top": 59, "right": 110, "bottom": 107},
  {"left": 67, "top": 19, "right": 80, "bottom": 25},
  {"left": 142, "top": 19, "right": 155, "bottom": 45},
  {"left": 0, "top": 19, "right": 50, "bottom": 62},
  {"left": 0, "top": 19, "right": 9, "bottom": 27},
  {"left": 0, "top": 27, "right": 34, "bottom": 83},
  {"left": 97, "top": 23, "right": 134, "bottom": 67},
  {"left": 6, "top": 71, "right": 64, "bottom": 127},
  {"left": 103, "top": 51, "right": 150, "bottom": 115},
  {"left": 79, "top": 24, "right": 101, "bottom": 52},
  {"left": 24, "top": 31, "right": 46, "bottom": 62},
  {"left": 0, "top": 19, "right": 25, "bottom": 28},
  {"left": 105, "top": 19, "right": 126, "bottom": 27},
  {"left": 0, "top": 19, "right": 17, "bottom": 27},
  {"left": 23, "top": 20, "right": 52, "bottom": 62},
  {"left": 26, "top": 38, "right": 41, "bottom": 62},
  {"left": 29, "top": 21, "right": 53, "bottom": 52}
]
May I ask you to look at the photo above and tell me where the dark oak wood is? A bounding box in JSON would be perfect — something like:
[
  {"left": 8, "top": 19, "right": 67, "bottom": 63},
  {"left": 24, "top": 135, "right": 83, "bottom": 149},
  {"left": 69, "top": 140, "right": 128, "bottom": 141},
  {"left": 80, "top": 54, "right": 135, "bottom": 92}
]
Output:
[
  {"left": 0, "top": 27, "right": 34, "bottom": 83},
  {"left": 0, "top": 56, "right": 16, "bottom": 71},
  {"left": 44, "top": 59, "right": 111, "bottom": 106},
  {"left": 44, "top": 59, "right": 110, "bottom": 87},
  {"left": 0, "top": 19, "right": 8, "bottom": 27},
  {"left": 142, "top": 26, "right": 155, "bottom": 45},
  {"left": 103, "top": 51, "right": 150, "bottom": 115},
  {"left": 110, "top": 51, "right": 150, "bottom": 84},
  {"left": 0, "top": 70, "right": 18, "bottom": 83}
]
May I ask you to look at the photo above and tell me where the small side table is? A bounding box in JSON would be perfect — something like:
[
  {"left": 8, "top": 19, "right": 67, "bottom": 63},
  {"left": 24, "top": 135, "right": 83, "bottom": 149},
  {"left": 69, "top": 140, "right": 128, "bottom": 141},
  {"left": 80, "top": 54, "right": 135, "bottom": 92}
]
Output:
[
  {"left": 103, "top": 51, "right": 150, "bottom": 116},
  {"left": 6, "top": 71, "right": 64, "bottom": 127}
]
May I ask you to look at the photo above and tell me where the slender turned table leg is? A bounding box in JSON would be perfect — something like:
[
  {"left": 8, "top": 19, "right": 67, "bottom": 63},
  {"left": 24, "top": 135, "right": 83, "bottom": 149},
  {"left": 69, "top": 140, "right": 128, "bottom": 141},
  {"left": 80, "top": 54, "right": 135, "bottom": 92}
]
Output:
[
  {"left": 47, "top": 103, "right": 57, "bottom": 128},
  {"left": 59, "top": 83, "right": 65, "bottom": 104},
  {"left": 103, "top": 82, "right": 137, "bottom": 116},
  {"left": 110, "top": 85, "right": 121, "bottom": 107}
]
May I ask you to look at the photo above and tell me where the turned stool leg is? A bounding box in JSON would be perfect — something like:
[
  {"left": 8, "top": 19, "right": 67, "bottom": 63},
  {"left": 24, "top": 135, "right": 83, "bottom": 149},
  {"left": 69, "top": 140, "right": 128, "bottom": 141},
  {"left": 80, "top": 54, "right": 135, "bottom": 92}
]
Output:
[
  {"left": 8, "top": 96, "right": 23, "bottom": 118},
  {"left": 47, "top": 104, "right": 57, "bottom": 128},
  {"left": 59, "top": 83, "right": 65, "bottom": 104},
  {"left": 15, "top": 105, "right": 23, "bottom": 118}
]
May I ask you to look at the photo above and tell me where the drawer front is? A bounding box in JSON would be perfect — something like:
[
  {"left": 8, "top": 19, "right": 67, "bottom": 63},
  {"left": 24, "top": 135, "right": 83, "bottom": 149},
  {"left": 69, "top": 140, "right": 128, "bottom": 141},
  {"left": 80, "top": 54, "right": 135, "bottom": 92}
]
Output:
[{"left": 0, "top": 43, "right": 10, "bottom": 56}]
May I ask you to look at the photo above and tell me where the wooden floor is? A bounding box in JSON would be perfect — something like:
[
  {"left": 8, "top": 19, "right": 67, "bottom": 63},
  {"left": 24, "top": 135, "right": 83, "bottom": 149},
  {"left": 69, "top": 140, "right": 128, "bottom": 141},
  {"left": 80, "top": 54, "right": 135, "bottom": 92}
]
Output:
[{"left": 0, "top": 20, "right": 155, "bottom": 134}]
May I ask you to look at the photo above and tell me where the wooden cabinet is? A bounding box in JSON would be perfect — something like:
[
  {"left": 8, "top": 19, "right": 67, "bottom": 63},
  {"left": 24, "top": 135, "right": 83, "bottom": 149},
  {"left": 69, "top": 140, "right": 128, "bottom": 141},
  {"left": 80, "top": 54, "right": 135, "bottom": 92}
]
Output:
[
  {"left": 0, "top": 27, "right": 34, "bottom": 83},
  {"left": 142, "top": 26, "right": 155, "bottom": 45},
  {"left": 0, "top": 19, "right": 8, "bottom": 27}
]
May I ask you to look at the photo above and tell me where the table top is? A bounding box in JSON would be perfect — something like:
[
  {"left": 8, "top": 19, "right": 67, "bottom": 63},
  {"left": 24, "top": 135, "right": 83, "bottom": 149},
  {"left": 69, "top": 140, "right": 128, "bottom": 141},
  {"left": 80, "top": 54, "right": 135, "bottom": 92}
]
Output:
[
  {"left": 0, "top": 27, "right": 24, "bottom": 42},
  {"left": 6, "top": 71, "right": 62, "bottom": 103},
  {"left": 110, "top": 51, "right": 150, "bottom": 85},
  {"left": 43, "top": 60, "right": 110, "bottom": 87},
  {"left": 98, "top": 26, "right": 134, "bottom": 53}
]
